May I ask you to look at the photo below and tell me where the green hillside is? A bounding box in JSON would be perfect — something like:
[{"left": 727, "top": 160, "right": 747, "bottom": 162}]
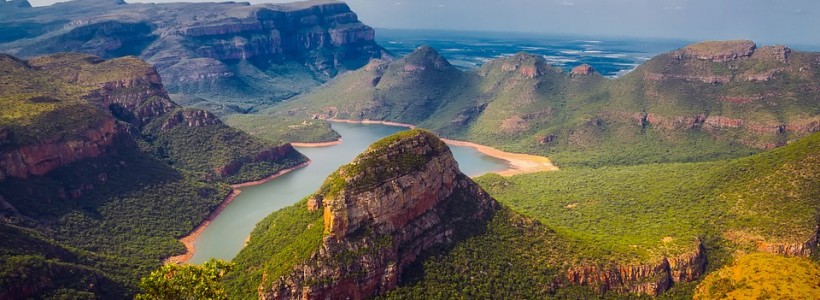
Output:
[
  {"left": 252, "top": 41, "right": 819, "bottom": 168},
  {"left": 218, "top": 128, "right": 818, "bottom": 298},
  {"left": 0, "top": 53, "right": 307, "bottom": 298},
  {"left": 386, "top": 131, "right": 819, "bottom": 298}
]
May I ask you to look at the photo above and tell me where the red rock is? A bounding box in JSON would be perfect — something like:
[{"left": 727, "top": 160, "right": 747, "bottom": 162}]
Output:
[
  {"left": 261, "top": 130, "right": 498, "bottom": 299},
  {"left": 562, "top": 241, "right": 706, "bottom": 296},
  {"left": 571, "top": 64, "right": 595, "bottom": 76},
  {"left": 0, "top": 119, "right": 122, "bottom": 179}
]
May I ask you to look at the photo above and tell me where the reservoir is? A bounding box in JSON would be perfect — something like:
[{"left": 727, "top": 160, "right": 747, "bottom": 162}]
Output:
[{"left": 189, "top": 122, "right": 510, "bottom": 263}]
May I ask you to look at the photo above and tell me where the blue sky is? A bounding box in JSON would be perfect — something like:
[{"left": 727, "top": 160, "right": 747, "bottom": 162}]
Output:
[{"left": 28, "top": 0, "right": 820, "bottom": 46}]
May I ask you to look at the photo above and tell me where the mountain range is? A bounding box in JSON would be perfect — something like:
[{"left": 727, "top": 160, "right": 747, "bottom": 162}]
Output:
[
  {"left": 258, "top": 40, "right": 819, "bottom": 167},
  {"left": 0, "top": 0, "right": 386, "bottom": 115},
  {"left": 0, "top": 0, "right": 818, "bottom": 299}
]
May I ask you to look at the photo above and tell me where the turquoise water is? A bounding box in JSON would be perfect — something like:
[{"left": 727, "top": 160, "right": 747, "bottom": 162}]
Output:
[{"left": 189, "top": 122, "right": 509, "bottom": 263}]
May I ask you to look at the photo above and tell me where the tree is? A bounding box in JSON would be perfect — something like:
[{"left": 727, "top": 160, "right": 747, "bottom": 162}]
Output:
[{"left": 136, "top": 259, "right": 234, "bottom": 300}]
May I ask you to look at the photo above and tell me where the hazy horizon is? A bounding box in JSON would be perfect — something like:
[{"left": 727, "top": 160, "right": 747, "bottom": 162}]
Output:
[{"left": 24, "top": 0, "right": 820, "bottom": 47}]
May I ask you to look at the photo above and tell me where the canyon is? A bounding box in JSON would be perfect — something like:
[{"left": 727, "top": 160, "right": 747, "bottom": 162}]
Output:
[{"left": 0, "top": 0, "right": 387, "bottom": 115}]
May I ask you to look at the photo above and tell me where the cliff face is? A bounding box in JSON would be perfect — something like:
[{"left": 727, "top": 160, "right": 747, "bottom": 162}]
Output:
[
  {"left": 0, "top": 118, "right": 124, "bottom": 180},
  {"left": 756, "top": 226, "right": 819, "bottom": 257},
  {"left": 563, "top": 241, "right": 706, "bottom": 296},
  {"left": 261, "top": 130, "right": 498, "bottom": 299},
  {"left": 0, "top": 53, "right": 305, "bottom": 189},
  {"left": 0, "top": 0, "right": 387, "bottom": 115}
]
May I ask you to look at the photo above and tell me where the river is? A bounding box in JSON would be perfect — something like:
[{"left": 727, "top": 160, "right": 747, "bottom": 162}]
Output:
[{"left": 189, "top": 122, "right": 510, "bottom": 263}]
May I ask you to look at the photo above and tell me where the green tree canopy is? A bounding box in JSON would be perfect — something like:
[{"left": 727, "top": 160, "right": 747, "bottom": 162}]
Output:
[{"left": 136, "top": 259, "right": 234, "bottom": 300}]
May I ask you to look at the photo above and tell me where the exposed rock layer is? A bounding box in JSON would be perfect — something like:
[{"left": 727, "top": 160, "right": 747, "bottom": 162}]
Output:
[
  {"left": 563, "top": 241, "right": 707, "bottom": 296},
  {"left": 261, "top": 130, "right": 499, "bottom": 299},
  {"left": 0, "top": 0, "right": 387, "bottom": 114}
]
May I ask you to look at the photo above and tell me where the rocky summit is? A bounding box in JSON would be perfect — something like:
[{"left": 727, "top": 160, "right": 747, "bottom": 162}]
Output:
[
  {"left": 0, "top": 0, "right": 387, "bottom": 115},
  {"left": 236, "top": 129, "right": 499, "bottom": 299}
]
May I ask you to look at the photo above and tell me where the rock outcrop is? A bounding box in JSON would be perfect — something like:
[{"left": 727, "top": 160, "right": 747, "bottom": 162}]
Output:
[
  {"left": 0, "top": 119, "right": 124, "bottom": 179},
  {"left": 488, "top": 52, "right": 556, "bottom": 78},
  {"left": 563, "top": 241, "right": 707, "bottom": 296},
  {"left": 679, "top": 40, "right": 757, "bottom": 62},
  {"left": 400, "top": 45, "right": 453, "bottom": 74},
  {"left": 757, "top": 226, "right": 819, "bottom": 257},
  {"left": 571, "top": 64, "right": 596, "bottom": 76},
  {"left": 261, "top": 130, "right": 499, "bottom": 299}
]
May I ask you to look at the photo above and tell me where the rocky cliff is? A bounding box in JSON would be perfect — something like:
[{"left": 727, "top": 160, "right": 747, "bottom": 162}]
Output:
[
  {"left": 0, "top": 52, "right": 308, "bottom": 299},
  {"left": 259, "top": 129, "right": 498, "bottom": 299},
  {"left": 0, "top": 52, "right": 306, "bottom": 189},
  {"left": 0, "top": 0, "right": 387, "bottom": 115},
  {"left": 563, "top": 241, "right": 706, "bottom": 296}
]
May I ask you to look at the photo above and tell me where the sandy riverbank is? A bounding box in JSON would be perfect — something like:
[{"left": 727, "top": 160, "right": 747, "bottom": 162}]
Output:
[
  {"left": 325, "top": 119, "right": 558, "bottom": 176},
  {"left": 291, "top": 138, "right": 342, "bottom": 148},
  {"left": 165, "top": 161, "right": 311, "bottom": 264},
  {"left": 327, "top": 118, "right": 417, "bottom": 129},
  {"left": 441, "top": 138, "right": 559, "bottom": 176}
]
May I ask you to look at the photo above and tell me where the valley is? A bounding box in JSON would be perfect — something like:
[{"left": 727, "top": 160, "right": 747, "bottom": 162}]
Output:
[
  {"left": 0, "top": 0, "right": 818, "bottom": 299},
  {"left": 186, "top": 121, "right": 547, "bottom": 264}
]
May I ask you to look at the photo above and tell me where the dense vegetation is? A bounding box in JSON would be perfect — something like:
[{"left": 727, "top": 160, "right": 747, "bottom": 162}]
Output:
[
  {"left": 694, "top": 253, "right": 820, "bottom": 299},
  {"left": 217, "top": 130, "right": 817, "bottom": 299},
  {"left": 0, "top": 53, "right": 309, "bottom": 298},
  {"left": 225, "top": 114, "right": 340, "bottom": 144},
  {"left": 0, "top": 54, "right": 108, "bottom": 146},
  {"left": 137, "top": 259, "right": 234, "bottom": 300},
  {"left": 0, "top": 146, "right": 231, "bottom": 292},
  {"left": 142, "top": 111, "right": 307, "bottom": 184},
  {"left": 375, "top": 132, "right": 819, "bottom": 298},
  {"left": 224, "top": 198, "right": 325, "bottom": 299},
  {"left": 478, "top": 131, "right": 819, "bottom": 263},
  {"left": 384, "top": 209, "right": 700, "bottom": 300}
]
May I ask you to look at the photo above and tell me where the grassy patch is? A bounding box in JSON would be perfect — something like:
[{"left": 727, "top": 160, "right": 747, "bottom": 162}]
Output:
[{"left": 694, "top": 253, "right": 820, "bottom": 299}]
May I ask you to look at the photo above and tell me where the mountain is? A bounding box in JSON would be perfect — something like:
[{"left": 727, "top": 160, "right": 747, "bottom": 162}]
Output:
[
  {"left": 0, "top": 0, "right": 388, "bottom": 115},
  {"left": 261, "top": 41, "right": 819, "bottom": 167},
  {"left": 225, "top": 128, "right": 818, "bottom": 298},
  {"left": 226, "top": 129, "right": 499, "bottom": 299},
  {"left": 0, "top": 53, "right": 306, "bottom": 298}
]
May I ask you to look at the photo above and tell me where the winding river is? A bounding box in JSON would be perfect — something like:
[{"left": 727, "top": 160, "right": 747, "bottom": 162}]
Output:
[{"left": 189, "top": 122, "right": 510, "bottom": 263}]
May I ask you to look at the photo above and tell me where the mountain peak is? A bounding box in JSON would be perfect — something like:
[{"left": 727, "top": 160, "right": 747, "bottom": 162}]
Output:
[
  {"left": 1, "top": 0, "right": 32, "bottom": 8},
  {"left": 680, "top": 40, "right": 757, "bottom": 62},
  {"left": 484, "top": 52, "right": 556, "bottom": 78},
  {"left": 571, "top": 63, "right": 597, "bottom": 76},
  {"left": 266, "top": 129, "right": 497, "bottom": 298},
  {"left": 402, "top": 45, "right": 453, "bottom": 71}
]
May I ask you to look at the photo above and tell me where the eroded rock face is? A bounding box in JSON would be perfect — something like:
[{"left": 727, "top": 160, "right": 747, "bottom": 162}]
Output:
[
  {"left": 161, "top": 109, "right": 221, "bottom": 130},
  {"left": 757, "top": 226, "right": 819, "bottom": 257},
  {"left": 0, "top": 1, "right": 388, "bottom": 115},
  {"left": 563, "top": 241, "right": 707, "bottom": 296},
  {"left": 571, "top": 64, "right": 596, "bottom": 76},
  {"left": 262, "top": 130, "right": 499, "bottom": 299},
  {"left": 0, "top": 118, "right": 124, "bottom": 179}
]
